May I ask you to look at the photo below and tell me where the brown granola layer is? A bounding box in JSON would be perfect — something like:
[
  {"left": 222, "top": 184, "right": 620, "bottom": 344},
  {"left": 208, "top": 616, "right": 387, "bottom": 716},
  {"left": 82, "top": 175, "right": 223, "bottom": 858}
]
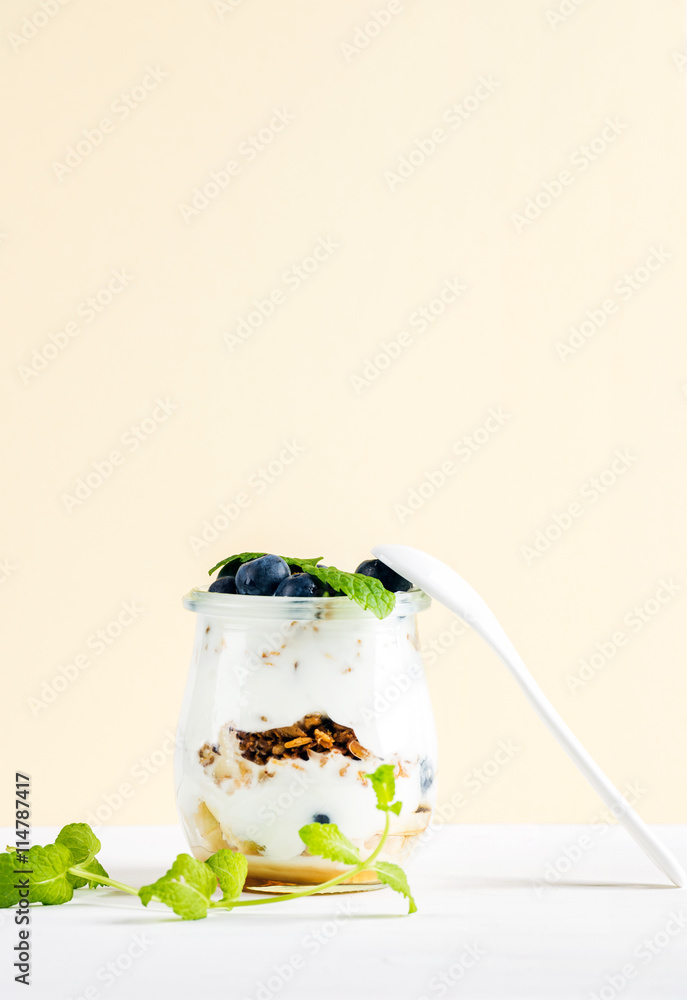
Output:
[{"left": 200, "top": 714, "right": 371, "bottom": 768}]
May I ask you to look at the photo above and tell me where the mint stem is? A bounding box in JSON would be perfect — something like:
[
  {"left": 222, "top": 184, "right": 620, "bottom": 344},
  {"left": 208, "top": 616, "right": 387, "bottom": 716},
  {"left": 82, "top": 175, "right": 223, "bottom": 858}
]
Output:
[
  {"left": 215, "top": 811, "right": 391, "bottom": 909},
  {"left": 68, "top": 865, "right": 139, "bottom": 897},
  {"left": 65, "top": 813, "right": 391, "bottom": 909}
]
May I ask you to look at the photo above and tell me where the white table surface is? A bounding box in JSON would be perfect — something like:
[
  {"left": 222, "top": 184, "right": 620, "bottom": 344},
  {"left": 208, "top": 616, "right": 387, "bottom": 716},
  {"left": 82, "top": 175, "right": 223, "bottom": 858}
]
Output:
[{"left": 2, "top": 824, "right": 686, "bottom": 1000}]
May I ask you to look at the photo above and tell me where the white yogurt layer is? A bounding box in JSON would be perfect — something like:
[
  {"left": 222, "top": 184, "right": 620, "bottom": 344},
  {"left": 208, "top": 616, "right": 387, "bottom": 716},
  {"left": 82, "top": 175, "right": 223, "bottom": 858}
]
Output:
[{"left": 180, "top": 731, "right": 424, "bottom": 858}]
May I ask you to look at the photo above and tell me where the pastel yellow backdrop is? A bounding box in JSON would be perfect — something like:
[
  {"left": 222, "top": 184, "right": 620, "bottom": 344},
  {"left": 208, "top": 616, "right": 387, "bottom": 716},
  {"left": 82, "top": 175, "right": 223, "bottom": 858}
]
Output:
[{"left": 1, "top": 0, "right": 685, "bottom": 828}]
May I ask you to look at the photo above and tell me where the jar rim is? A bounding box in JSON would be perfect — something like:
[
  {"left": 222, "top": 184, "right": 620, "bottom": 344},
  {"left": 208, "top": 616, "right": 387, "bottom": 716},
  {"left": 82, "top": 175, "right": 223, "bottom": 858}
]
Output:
[{"left": 182, "top": 586, "right": 431, "bottom": 620}]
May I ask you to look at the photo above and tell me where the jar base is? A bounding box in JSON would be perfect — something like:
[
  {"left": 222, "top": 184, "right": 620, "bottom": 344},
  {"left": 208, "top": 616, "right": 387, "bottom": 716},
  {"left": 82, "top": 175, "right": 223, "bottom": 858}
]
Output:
[{"left": 243, "top": 880, "right": 386, "bottom": 895}]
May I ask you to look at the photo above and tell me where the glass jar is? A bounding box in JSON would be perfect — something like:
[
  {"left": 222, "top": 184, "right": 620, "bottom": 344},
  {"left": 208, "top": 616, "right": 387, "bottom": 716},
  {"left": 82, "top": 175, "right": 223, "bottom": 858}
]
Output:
[{"left": 175, "top": 587, "right": 437, "bottom": 891}]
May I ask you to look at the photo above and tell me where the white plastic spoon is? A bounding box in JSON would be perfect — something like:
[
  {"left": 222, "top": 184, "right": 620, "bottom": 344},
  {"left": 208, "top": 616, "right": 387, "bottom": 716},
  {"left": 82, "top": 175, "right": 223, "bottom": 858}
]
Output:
[{"left": 372, "top": 543, "right": 686, "bottom": 887}]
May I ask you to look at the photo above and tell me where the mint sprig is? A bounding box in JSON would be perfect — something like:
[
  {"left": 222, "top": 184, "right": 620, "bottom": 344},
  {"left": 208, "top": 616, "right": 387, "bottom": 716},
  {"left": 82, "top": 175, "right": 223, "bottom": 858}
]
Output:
[
  {"left": 207, "top": 552, "right": 397, "bottom": 620},
  {"left": 0, "top": 766, "right": 415, "bottom": 917}
]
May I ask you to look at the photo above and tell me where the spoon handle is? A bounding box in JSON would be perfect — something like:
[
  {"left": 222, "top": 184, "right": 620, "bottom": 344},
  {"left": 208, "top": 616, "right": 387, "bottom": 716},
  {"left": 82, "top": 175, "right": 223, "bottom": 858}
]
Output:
[{"left": 373, "top": 544, "right": 686, "bottom": 887}]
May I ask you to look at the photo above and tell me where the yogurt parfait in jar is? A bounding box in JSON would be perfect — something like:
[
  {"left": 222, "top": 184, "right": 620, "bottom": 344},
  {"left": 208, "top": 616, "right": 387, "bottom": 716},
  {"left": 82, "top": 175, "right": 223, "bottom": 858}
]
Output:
[{"left": 175, "top": 553, "right": 437, "bottom": 890}]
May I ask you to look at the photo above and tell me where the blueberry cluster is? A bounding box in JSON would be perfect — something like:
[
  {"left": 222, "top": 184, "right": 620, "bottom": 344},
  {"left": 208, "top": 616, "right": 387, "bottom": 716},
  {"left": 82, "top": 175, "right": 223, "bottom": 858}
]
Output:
[{"left": 207, "top": 554, "right": 412, "bottom": 597}]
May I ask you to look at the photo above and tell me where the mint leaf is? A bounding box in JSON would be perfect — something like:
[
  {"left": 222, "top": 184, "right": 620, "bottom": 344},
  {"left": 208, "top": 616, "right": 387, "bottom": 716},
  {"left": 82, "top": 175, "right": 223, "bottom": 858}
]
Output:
[
  {"left": 299, "top": 823, "right": 361, "bottom": 865},
  {"left": 55, "top": 823, "right": 100, "bottom": 865},
  {"left": 208, "top": 552, "right": 323, "bottom": 577},
  {"left": 55, "top": 823, "right": 109, "bottom": 888},
  {"left": 208, "top": 552, "right": 267, "bottom": 576},
  {"left": 299, "top": 563, "right": 396, "bottom": 619},
  {"left": 26, "top": 844, "right": 75, "bottom": 905},
  {"left": 139, "top": 854, "right": 216, "bottom": 920},
  {"left": 0, "top": 853, "right": 22, "bottom": 908},
  {"left": 373, "top": 861, "right": 416, "bottom": 913},
  {"left": 70, "top": 857, "right": 110, "bottom": 890},
  {"left": 283, "top": 556, "right": 325, "bottom": 572},
  {"left": 206, "top": 850, "right": 247, "bottom": 906},
  {"left": 365, "top": 764, "right": 401, "bottom": 813}
]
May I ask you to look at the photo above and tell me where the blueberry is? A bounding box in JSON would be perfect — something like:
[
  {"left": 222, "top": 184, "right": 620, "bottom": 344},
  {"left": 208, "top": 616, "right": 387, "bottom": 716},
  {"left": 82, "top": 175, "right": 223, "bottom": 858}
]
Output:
[
  {"left": 235, "top": 554, "right": 290, "bottom": 596},
  {"left": 355, "top": 558, "right": 412, "bottom": 593},
  {"left": 312, "top": 813, "right": 330, "bottom": 824},
  {"left": 419, "top": 757, "right": 435, "bottom": 795},
  {"left": 275, "top": 573, "right": 325, "bottom": 597},
  {"left": 209, "top": 575, "right": 237, "bottom": 594},
  {"left": 218, "top": 558, "right": 243, "bottom": 579}
]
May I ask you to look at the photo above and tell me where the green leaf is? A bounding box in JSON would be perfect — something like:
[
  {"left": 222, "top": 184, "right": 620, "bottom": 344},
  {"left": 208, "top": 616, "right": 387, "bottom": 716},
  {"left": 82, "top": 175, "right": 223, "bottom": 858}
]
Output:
[
  {"left": 1, "top": 845, "right": 78, "bottom": 907},
  {"left": 208, "top": 552, "right": 323, "bottom": 577},
  {"left": 56, "top": 822, "right": 110, "bottom": 889},
  {"left": 139, "top": 854, "right": 217, "bottom": 920},
  {"left": 282, "top": 556, "right": 325, "bottom": 572},
  {"left": 26, "top": 844, "right": 75, "bottom": 906},
  {"left": 208, "top": 552, "right": 266, "bottom": 576},
  {"left": 0, "top": 852, "right": 22, "bottom": 908},
  {"left": 300, "top": 563, "right": 396, "bottom": 620},
  {"left": 373, "top": 861, "right": 416, "bottom": 913},
  {"left": 365, "top": 764, "right": 401, "bottom": 812},
  {"left": 205, "top": 850, "right": 247, "bottom": 906},
  {"left": 298, "top": 823, "right": 361, "bottom": 865},
  {"left": 55, "top": 822, "right": 100, "bottom": 865},
  {"left": 69, "top": 857, "right": 110, "bottom": 890}
]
